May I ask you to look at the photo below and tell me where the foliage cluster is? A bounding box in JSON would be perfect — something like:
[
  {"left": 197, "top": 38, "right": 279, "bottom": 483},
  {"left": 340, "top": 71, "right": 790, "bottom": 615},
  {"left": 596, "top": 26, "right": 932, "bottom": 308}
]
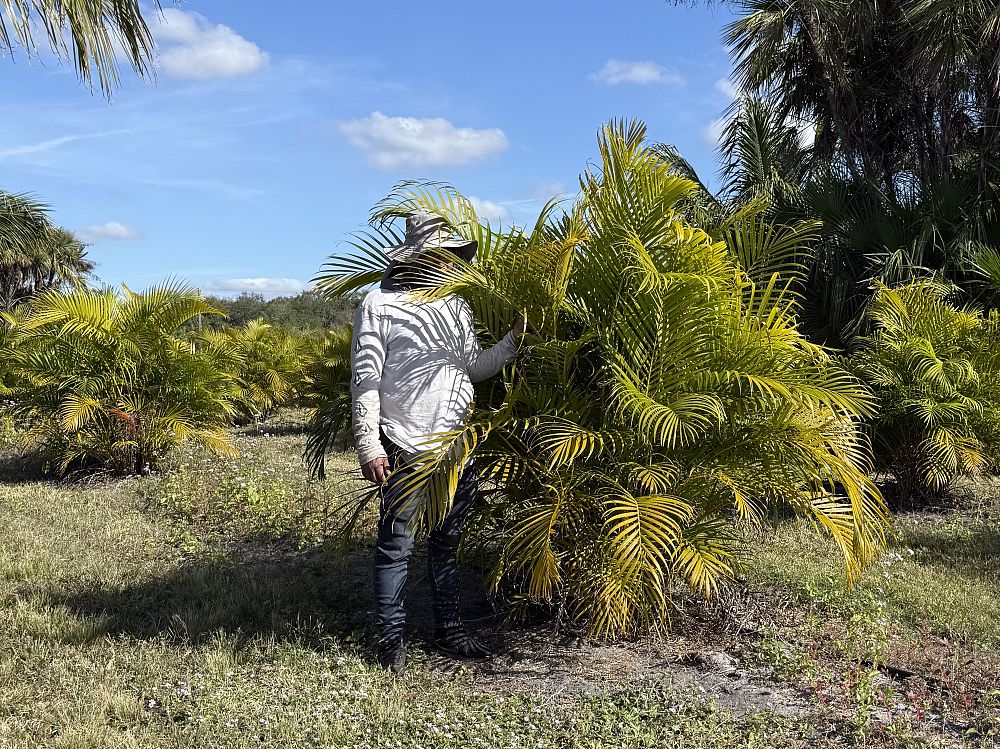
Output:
[
  {"left": 850, "top": 282, "right": 1000, "bottom": 501},
  {"left": 0, "top": 285, "right": 341, "bottom": 475},
  {"left": 717, "top": 0, "right": 1000, "bottom": 345},
  {"left": 199, "top": 291, "right": 359, "bottom": 331},
  {"left": 141, "top": 422, "right": 355, "bottom": 547},
  {"left": 0, "top": 191, "right": 93, "bottom": 311},
  {"left": 0, "top": 0, "right": 155, "bottom": 96},
  {"left": 0, "top": 284, "right": 237, "bottom": 474},
  {"left": 201, "top": 319, "right": 317, "bottom": 424},
  {"left": 313, "top": 121, "right": 890, "bottom": 637}
]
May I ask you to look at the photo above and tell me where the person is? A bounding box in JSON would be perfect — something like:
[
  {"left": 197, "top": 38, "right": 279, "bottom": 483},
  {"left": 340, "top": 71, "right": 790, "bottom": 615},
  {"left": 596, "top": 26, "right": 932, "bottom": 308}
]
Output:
[{"left": 350, "top": 212, "right": 525, "bottom": 673}]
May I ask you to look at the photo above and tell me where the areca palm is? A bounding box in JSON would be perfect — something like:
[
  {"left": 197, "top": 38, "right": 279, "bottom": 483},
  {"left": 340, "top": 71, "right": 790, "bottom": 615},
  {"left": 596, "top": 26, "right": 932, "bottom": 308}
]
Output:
[
  {"left": 850, "top": 281, "right": 1000, "bottom": 503},
  {"left": 311, "top": 120, "right": 889, "bottom": 637},
  {"left": 0, "top": 283, "right": 237, "bottom": 474},
  {"left": 302, "top": 326, "right": 354, "bottom": 479},
  {"left": 0, "top": 0, "right": 155, "bottom": 94},
  {"left": 200, "top": 319, "right": 312, "bottom": 423}
]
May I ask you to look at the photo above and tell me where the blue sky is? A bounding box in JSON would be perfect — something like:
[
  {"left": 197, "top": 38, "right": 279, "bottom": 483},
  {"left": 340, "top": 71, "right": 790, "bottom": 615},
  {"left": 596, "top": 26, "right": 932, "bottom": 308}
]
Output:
[{"left": 0, "top": 1, "right": 738, "bottom": 297}]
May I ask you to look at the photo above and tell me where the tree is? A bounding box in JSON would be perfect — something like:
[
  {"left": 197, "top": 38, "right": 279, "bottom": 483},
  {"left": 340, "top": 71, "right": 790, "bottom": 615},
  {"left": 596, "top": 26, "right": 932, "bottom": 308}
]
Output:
[
  {"left": 0, "top": 0, "right": 156, "bottom": 95},
  {"left": 715, "top": 0, "right": 1000, "bottom": 345},
  {"left": 0, "top": 192, "right": 93, "bottom": 311},
  {"left": 850, "top": 281, "right": 1000, "bottom": 504},
  {"left": 310, "top": 120, "right": 889, "bottom": 637},
  {"left": 201, "top": 319, "right": 313, "bottom": 423},
  {"left": 199, "top": 291, "right": 360, "bottom": 331}
]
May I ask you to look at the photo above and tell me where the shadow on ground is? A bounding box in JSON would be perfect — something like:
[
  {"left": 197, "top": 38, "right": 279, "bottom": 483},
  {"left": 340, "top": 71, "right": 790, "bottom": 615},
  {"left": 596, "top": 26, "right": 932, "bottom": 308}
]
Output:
[
  {"left": 49, "top": 538, "right": 500, "bottom": 654},
  {"left": 47, "top": 534, "right": 819, "bottom": 719},
  {"left": 0, "top": 449, "right": 50, "bottom": 484}
]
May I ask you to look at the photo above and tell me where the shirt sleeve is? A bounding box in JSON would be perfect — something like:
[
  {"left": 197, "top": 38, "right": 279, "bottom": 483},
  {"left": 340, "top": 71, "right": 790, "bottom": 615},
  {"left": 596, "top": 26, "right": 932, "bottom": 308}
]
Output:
[
  {"left": 351, "top": 296, "right": 388, "bottom": 464},
  {"left": 457, "top": 298, "right": 519, "bottom": 384}
]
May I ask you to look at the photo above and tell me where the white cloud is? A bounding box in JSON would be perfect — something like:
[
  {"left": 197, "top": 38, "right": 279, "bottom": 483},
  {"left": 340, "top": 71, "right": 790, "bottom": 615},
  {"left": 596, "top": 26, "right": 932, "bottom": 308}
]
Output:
[
  {"left": 715, "top": 78, "right": 739, "bottom": 100},
  {"left": 528, "top": 181, "right": 569, "bottom": 199},
  {"left": 588, "top": 60, "right": 684, "bottom": 87},
  {"left": 339, "top": 112, "right": 508, "bottom": 169},
  {"left": 207, "top": 277, "right": 311, "bottom": 296},
  {"left": 0, "top": 129, "right": 133, "bottom": 162},
  {"left": 704, "top": 116, "right": 729, "bottom": 146},
  {"left": 468, "top": 196, "right": 510, "bottom": 223},
  {"left": 149, "top": 8, "right": 268, "bottom": 79},
  {"left": 77, "top": 222, "right": 142, "bottom": 242}
]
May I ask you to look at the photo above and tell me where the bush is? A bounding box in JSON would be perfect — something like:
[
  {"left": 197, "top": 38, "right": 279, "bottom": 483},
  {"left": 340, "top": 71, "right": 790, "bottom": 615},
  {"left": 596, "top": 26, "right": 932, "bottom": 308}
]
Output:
[
  {"left": 313, "top": 120, "right": 890, "bottom": 637},
  {"left": 200, "top": 319, "right": 313, "bottom": 423},
  {"left": 301, "top": 326, "right": 354, "bottom": 479},
  {"left": 0, "top": 284, "right": 237, "bottom": 475},
  {"left": 850, "top": 281, "right": 1000, "bottom": 502}
]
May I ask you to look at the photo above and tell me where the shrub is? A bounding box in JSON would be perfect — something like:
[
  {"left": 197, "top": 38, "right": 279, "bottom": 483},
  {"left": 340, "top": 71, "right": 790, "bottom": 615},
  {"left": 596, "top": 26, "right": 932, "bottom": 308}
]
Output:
[
  {"left": 314, "top": 120, "right": 889, "bottom": 637},
  {"left": 200, "top": 319, "right": 312, "bottom": 423},
  {"left": 302, "top": 326, "right": 354, "bottom": 479},
  {"left": 850, "top": 281, "right": 1000, "bottom": 502},
  {"left": 0, "top": 283, "right": 237, "bottom": 474}
]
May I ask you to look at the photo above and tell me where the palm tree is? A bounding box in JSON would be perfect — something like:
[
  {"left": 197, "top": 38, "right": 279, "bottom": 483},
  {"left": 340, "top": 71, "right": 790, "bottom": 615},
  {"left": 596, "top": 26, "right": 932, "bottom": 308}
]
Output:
[
  {"left": 303, "top": 327, "right": 355, "bottom": 479},
  {"left": 0, "top": 193, "right": 94, "bottom": 310},
  {"left": 201, "top": 319, "right": 313, "bottom": 424},
  {"left": 0, "top": 0, "right": 156, "bottom": 95},
  {"left": 687, "top": 0, "right": 1000, "bottom": 345},
  {"left": 0, "top": 282, "right": 237, "bottom": 474},
  {"left": 850, "top": 281, "right": 1000, "bottom": 504},
  {"left": 309, "top": 120, "right": 889, "bottom": 637}
]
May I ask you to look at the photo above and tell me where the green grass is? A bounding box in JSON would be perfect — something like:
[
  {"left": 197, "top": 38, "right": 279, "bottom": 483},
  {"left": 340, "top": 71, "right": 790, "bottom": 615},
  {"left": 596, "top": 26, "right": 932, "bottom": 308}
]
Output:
[
  {"left": 0, "top": 472, "right": 821, "bottom": 748},
  {"left": 1, "top": 416, "right": 997, "bottom": 748},
  {"left": 746, "top": 508, "right": 1000, "bottom": 647}
]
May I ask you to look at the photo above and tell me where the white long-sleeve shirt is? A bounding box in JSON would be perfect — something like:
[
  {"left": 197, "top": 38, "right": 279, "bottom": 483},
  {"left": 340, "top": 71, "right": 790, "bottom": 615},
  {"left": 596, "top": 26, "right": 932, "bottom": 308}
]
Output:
[{"left": 351, "top": 287, "right": 518, "bottom": 464}]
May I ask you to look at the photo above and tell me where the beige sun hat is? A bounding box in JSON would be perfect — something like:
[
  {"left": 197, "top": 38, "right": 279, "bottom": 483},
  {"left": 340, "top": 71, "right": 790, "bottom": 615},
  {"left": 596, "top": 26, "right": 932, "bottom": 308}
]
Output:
[{"left": 385, "top": 212, "right": 477, "bottom": 263}]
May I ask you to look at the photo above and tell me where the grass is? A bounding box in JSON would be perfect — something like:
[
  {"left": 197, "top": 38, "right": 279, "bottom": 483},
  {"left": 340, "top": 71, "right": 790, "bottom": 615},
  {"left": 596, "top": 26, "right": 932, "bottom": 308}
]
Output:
[
  {"left": 747, "top": 509, "right": 1000, "bottom": 645},
  {"left": 1, "top": 413, "right": 998, "bottom": 748},
  {"left": 740, "top": 495, "right": 1000, "bottom": 745}
]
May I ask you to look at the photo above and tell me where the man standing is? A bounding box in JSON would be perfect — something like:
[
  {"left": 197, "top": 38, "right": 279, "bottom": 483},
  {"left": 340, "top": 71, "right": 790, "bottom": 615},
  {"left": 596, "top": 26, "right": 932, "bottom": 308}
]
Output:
[{"left": 351, "top": 213, "right": 524, "bottom": 673}]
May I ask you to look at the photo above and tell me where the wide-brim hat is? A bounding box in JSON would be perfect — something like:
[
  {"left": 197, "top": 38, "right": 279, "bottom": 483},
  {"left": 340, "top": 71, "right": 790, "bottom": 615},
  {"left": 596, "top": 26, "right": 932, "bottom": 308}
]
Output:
[{"left": 385, "top": 212, "right": 477, "bottom": 263}]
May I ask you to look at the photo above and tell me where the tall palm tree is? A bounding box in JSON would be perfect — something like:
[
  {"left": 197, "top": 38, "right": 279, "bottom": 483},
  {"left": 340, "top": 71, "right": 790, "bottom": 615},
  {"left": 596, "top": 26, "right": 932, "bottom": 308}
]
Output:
[
  {"left": 699, "top": 0, "right": 1000, "bottom": 344},
  {"left": 724, "top": 0, "right": 1000, "bottom": 198},
  {"left": 0, "top": 0, "right": 156, "bottom": 94},
  {"left": 0, "top": 193, "right": 93, "bottom": 310}
]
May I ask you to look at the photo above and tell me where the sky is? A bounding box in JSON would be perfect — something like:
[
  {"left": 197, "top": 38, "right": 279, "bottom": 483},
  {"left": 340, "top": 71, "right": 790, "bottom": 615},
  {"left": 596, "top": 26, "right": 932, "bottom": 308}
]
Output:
[{"left": 0, "top": 0, "right": 739, "bottom": 297}]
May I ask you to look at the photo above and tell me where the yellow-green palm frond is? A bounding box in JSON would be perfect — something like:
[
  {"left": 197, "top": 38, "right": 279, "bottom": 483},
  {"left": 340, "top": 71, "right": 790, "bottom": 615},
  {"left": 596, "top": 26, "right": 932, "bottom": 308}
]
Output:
[
  {"left": 2, "top": 283, "right": 237, "bottom": 474},
  {"left": 310, "top": 118, "right": 891, "bottom": 638}
]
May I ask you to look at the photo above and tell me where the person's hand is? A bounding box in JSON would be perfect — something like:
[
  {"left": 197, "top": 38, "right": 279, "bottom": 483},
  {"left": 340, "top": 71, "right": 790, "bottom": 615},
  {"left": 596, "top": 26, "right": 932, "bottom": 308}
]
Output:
[
  {"left": 512, "top": 313, "right": 527, "bottom": 343},
  {"left": 361, "top": 456, "right": 391, "bottom": 485}
]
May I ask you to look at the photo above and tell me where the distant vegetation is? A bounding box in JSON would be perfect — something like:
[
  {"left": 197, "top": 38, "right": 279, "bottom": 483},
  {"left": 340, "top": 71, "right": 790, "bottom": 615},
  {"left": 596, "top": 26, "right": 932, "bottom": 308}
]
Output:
[{"left": 200, "top": 291, "right": 359, "bottom": 331}]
